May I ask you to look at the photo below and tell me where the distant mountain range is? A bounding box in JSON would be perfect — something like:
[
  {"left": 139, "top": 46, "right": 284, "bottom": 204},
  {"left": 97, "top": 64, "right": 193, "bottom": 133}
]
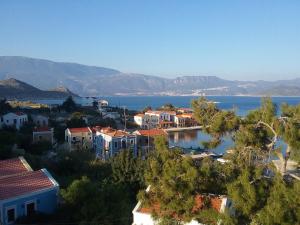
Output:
[
  {"left": 0, "top": 78, "right": 78, "bottom": 99},
  {"left": 1, "top": 56, "right": 300, "bottom": 97}
]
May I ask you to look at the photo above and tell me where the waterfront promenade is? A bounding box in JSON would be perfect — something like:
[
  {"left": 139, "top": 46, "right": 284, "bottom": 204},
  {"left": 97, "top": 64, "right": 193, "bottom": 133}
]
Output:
[{"left": 164, "top": 126, "right": 203, "bottom": 132}]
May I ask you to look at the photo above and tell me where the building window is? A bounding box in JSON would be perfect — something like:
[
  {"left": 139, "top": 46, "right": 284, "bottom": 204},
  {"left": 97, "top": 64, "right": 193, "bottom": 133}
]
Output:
[
  {"left": 7, "top": 207, "right": 15, "bottom": 223},
  {"left": 130, "top": 139, "right": 134, "bottom": 144},
  {"left": 13, "top": 119, "right": 17, "bottom": 124},
  {"left": 26, "top": 202, "right": 36, "bottom": 216},
  {"left": 72, "top": 137, "right": 76, "bottom": 141},
  {"left": 114, "top": 142, "right": 118, "bottom": 148},
  {"left": 122, "top": 140, "right": 126, "bottom": 149}
]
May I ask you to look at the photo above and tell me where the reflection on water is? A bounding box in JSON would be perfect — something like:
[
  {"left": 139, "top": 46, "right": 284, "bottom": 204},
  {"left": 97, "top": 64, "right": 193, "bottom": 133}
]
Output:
[{"left": 168, "top": 129, "right": 234, "bottom": 154}]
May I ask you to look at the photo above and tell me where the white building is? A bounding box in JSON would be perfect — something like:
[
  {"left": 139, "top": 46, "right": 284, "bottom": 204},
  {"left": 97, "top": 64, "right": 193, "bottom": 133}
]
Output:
[
  {"left": 33, "top": 127, "right": 54, "bottom": 145},
  {"left": 65, "top": 127, "right": 93, "bottom": 151},
  {"left": 93, "top": 127, "right": 137, "bottom": 159},
  {"left": 174, "top": 113, "right": 196, "bottom": 127},
  {"left": 132, "top": 187, "right": 231, "bottom": 225},
  {"left": 134, "top": 114, "right": 152, "bottom": 129},
  {"left": 31, "top": 114, "right": 49, "bottom": 127},
  {"left": 0, "top": 112, "right": 28, "bottom": 130},
  {"left": 145, "top": 111, "right": 176, "bottom": 123},
  {"left": 98, "top": 99, "right": 109, "bottom": 108}
]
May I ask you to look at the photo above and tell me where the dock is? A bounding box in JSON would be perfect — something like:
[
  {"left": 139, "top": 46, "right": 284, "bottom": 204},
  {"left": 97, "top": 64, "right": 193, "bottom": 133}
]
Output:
[{"left": 164, "top": 126, "right": 203, "bottom": 132}]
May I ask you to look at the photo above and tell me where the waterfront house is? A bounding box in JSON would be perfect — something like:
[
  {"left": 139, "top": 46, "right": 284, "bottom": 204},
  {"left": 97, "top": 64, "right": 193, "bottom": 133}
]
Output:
[
  {"left": 31, "top": 114, "right": 49, "bottom": 127},
  {"left": 145, "top": 110, "right": 176, "bottom": 123},
  {"left": 174, "top": 114, "right": 186, "bottom": 127},
  {"left": 158, "top": 121, "right": 175, "bottom": 129},
  {"left": 0, "top": 112, "right": 28, "bottom": 130},
  {"left": 32, "top": 127, "right": 54, "bottom": 145},
  {"left": 143, "top": 110, "right": 176, "bottom": 128},
  {"left": 132, "top": 187, "right": 232, "bottom": 225},
  {"left": 134, "top": 114, "right": 151, "bottom": 129},
  {"left": 65, "top": 127, "right": 93, "bottom": 151},
  {"left": 0, "top": 157, "right": 59, "bottom": 225},
  {"left": 133, "top": 129, "right": 167, "bottom": 156},
  {"left": 93, "top": 127, "right": 137, "bottom": 159},
  {"left": 174, "top": 113, "right": 197, "bottom": 128}
]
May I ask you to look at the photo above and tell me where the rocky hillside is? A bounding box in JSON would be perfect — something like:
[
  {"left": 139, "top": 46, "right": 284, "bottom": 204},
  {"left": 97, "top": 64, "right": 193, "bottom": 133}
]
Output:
[
  {"left": 0, "top": 78, "right": 78, "bottom": 99},
  {"left": 1, "top": 56, "right": 300, "bottom": 96}
]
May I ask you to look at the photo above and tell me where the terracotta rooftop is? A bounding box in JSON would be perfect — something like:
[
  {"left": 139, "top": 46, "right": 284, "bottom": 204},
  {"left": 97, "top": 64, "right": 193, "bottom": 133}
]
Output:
[
  {"left": 178, "top": 108, "right": 194, "bottom": 112},
  {"left": 34, "top": 127, "right": 52, "bottom": 132},
  {"left": 100, "top": 127, "right": 132, "bottom": 137},
  {"left": 68, "top": 127, "right": 91, "bottom": 133},
  {"left": 0, "top": 169, "right": 56, "bottom": 200},
  {"left": 135, "top": 113, "right": 145, "bottom": 117},
  {"left": 145, "top": 110, "right": 162, "bottom": 115},
  {"left": 14, "top": 112, "right": 26, "bottom": 116},
  {"left": 146, "top": 110, "right": 176, "bottom": 115},
  {"left": 91, "top": 126, "right": 102, "bottom": 133},
  {"left": 0, "top": 157, "right": 32, "bottom": 177},
  {"left": 136, "top": 129, "right": 167, "bottom": 136},
  {"left": 138, "top": 194, "right": 224, "bottom": 216},
  {"left": 176, "top": 113, "right": 193, "bottom": 118}
]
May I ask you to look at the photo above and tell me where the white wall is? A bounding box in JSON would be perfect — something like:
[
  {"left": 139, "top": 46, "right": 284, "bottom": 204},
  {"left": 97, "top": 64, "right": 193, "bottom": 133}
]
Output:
[{"left": 2, "top": 113, "right": 28, "bottom": 130}]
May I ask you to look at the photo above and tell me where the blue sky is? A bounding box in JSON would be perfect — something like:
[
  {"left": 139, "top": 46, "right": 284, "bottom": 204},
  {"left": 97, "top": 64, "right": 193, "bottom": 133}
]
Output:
[{"left": 0, "top": 0, "right": 300, "bottom": 80}]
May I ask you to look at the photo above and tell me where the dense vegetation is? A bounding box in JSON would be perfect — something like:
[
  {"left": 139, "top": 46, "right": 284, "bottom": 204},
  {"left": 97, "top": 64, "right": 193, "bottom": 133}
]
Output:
[
  {"left": 1, "top": 97, "right": 300, "bottom": 225},
  {"left": 137, "top": 97, "right": 300, "bottom": 225}
]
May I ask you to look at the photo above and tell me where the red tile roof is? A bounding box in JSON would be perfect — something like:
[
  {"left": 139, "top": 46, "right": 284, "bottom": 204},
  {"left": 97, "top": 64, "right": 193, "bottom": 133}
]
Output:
[
  {"left": 68, "top": 127, "right": 91, "bottom": 133},
  {"left": 34, "top": 127, "right": 52, "bottom": 132},
  {"left": 138, "top": 194, "right": 224, "bottom": 215},
  {"left": 137, "top": 129, "right": 167, "bottom": 137},
  {"left": 0, "top": 170, "right": 56, "bottom": 200},
  {"left": 91, "top": 126, "right": 102, "bottom": 133},
  {"left": 135, "top": 114, "right": 145, "bottom": 117},
  {"left": 100, "top": 127, "right": 132, "bottom": 137},
  {"left": 0, "top": 157, "right": 32, "bottom": 177},
  {"left": 146, "top": 110, "right": 176, "bottom": 115},
  {"left": 14, "top": 112, "right": 26, "bottom": 116}
]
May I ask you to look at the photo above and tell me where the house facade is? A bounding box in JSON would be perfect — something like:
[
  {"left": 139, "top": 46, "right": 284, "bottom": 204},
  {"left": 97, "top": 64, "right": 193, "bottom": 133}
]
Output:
[
  {"left": 65, "top": 127, "right": 93, "bottom": 151},
  {"left": 0, "top": 112, "right": 28, "bottom": 130},
  {"left": 133, "top": 129, "right": 167, "bottom": 156},
  {"left": 31, "top": 115, "right": 49, "bottom": 127},
  {"left": 32, "top": 127, "right": 54, "bottom": 144},
  {"left": 0, "top": 157, "right": 59, "bottom": 225},
  {"left": 93, "top": 127, "right": 138, "bottom": 159},
  {"left": 174, "top": 113, "right": 197, "bottom": 128},
  {"left": 134, "top": 114, "right": 152, "bottom": 129}
]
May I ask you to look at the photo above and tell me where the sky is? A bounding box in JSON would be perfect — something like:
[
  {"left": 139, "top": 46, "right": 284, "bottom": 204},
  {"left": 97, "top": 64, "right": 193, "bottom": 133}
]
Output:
[{"left": 0, "top": 0, "right": 300, "bottom": 81}]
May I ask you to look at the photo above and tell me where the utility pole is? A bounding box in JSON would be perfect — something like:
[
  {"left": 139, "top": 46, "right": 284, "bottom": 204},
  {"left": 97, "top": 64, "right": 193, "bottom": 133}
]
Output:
[{"left": 123, "top": 106, "right": 127, "bottom": 131}]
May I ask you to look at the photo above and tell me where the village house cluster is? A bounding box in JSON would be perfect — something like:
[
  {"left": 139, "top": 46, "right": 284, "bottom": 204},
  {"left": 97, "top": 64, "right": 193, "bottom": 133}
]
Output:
[
  {"left": 64, "top": 126, "right": 168, "bottom": 160},
  {"left": 0, "top": 112, "right": 54, "bottom": 145},
  {"left": 134, "top": 108, "right": 198, "bottom": 129}
]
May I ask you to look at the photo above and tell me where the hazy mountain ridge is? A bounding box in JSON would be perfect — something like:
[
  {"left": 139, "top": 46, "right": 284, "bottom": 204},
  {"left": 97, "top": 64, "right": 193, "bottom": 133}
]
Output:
[
  {"left": 0, "top": 56, "right": 300, "bottom": 96},
  {"left": 0, "top": 78, "right": 78, "bottom": 99}
]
